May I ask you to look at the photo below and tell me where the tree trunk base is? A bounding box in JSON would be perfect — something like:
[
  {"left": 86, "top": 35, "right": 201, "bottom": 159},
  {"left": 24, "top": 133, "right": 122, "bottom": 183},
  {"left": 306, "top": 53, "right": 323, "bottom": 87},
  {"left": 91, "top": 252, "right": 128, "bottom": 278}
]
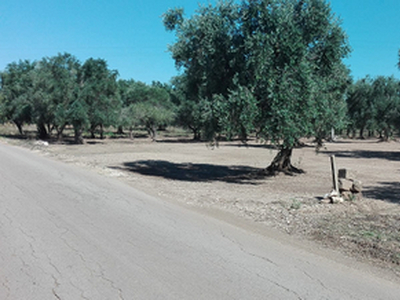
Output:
[
  {"left": 264, "top": 147, "right": 304, "bottom": 175},
  {"left": 14, "top": 122, "right": 24, "bottom": 136},
  {"left": 74, "top": 128, "right": 84, "bottom": 144},
  {"left": 116, "top": 126, "right": 124, "bottom": 135},
  {"left": 37, "top": 123, "right": 48, "bottom": 140}
]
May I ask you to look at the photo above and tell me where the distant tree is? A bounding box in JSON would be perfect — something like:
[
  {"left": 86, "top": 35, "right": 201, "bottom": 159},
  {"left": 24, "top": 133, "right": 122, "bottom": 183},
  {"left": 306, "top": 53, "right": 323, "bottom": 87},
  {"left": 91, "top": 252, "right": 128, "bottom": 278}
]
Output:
[
  {"left": 118, "top": 104, "right": 140, "bottom": 139},
  {"left": 165, "top": 0, "right": 350, "bottom": 173},
  {"left": 170, "top": 76, "right": 205, "bottom": 140},
  {"left": 118, "top": 80, "right": 175, "bottom": 140},
  {"left": 0, "top": 93, "right": 4, "bottom": 123},
  {"left": 371, "top": 76, "right": 400, "bottom": 141},
  {"left": 34, "top": 53, "right": 81, "bottom": 141},
  {"left": 0, "top": 60, "right": 35, "bottom": 135},
  {"left": 346, "top": 77, "right": 375, "bottom": 139},
  {"left": 129, "top": 101, "right": 175, "bottom": 140},
  {"left": 67, "top": 99, "right": 89, "bottom": 144},
  {"left": 347, "top": 76, "right": 400, "bottom": 141},
  {"left": 79, "top": 58, "right": 120, "bottom": 139}
]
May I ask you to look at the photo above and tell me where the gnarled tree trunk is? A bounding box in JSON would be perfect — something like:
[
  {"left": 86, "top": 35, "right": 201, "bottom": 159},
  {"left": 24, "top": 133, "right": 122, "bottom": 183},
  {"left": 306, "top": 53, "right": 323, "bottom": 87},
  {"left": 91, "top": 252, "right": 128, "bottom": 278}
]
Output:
[
  {"left": 99, "top": 124, "right": 104, "bottom": 139},
  {"left": 147, "top": 124, "right": 157, "bottom": 141},
  {"left": 116, "top": 126, "right": 124, "bottom": 135},
  {"left": 37, "top": 123, "right": 48, "bottom": 140},
  {"left": 189, "top": 126, "right": 201, "bottom": 141},
  {"left": 56, "top": 124, "right": 66, "bottom": 142},
  {"left": 129, "top": 127, "right": 134, "bottom": 140},
  {"left": 74, "top": 127, "right": 84, "bottom": 144},
  {"left": 266, "top": 147, "right": 303, "bottom": 174},
  {"left": 14, "top": 121, "right": 24, "bottom": 136}
]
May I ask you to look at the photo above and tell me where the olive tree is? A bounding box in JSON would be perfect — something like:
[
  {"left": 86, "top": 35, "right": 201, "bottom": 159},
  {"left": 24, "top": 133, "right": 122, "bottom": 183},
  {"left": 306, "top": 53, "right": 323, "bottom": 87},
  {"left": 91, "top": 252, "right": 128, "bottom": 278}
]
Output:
[
  {"left": 118, "top": 80, "right": 175, "bottom": 140},
  {"left": 34, "top": 53, "right": 81, "bottom": 140},
  {"left": 0, "top": 60, "right": 35, "bottom": 135},
  {"left": 79, "top": 58, "right": 120, "bottom": 139},
  {"left": 164, "top": 0, "right": 350, "bottom": 173}
]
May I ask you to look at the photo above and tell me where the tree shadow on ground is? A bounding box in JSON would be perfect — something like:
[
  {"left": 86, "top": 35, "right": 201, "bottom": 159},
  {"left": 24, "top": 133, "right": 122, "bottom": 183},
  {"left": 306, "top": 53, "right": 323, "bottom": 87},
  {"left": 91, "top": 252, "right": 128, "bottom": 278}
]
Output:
[
  {"left": 155, "top": 138, "right": 204, "bottom": 144},
  {"left": 323, "top": 150, "right": 400, "bottom": 162},
  {"left": 111, "top": 160, "right": 268, "bottom": 184},
  {"left": 0, "top": 134, "right": 28, "bottom": 140},
  {"left": 363, "top": 182, "right": 400, "bottom": 204},
  {"left": 224, "top": 143, "right": 277, "bottom": 150}
]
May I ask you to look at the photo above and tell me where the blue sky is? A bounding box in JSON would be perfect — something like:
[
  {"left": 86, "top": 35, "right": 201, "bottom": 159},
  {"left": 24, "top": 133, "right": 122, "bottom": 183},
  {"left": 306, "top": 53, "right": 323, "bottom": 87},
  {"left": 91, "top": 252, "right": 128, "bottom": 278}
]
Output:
[{"left": 1, "top": 0, "right": 399, "bottom": 84}]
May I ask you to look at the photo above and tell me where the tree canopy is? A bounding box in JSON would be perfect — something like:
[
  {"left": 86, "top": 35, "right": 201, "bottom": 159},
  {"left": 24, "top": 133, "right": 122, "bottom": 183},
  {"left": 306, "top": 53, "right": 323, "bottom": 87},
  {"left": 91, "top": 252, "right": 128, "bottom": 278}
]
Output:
[
  {"left": 117, "top": 80, "right": 176, "bottom": 140},
  {"left": 347, "top": 76, "right": 400, "bottom": 141},
  {"left": 0, "top": 60, "right": 35, "bottom": 135},
  {"left": 164, "top": 0, "right": 351, "bottom": 172}
]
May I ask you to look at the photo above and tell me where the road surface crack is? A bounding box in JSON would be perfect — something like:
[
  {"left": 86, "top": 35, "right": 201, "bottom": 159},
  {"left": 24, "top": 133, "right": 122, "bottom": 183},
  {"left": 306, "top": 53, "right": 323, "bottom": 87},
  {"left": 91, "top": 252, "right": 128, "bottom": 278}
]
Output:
[
  {"left": 219, "top": 229, "right": 278, "bottom": 266},
  {"left": 295, "top": 266, "right": 330, "bottom": 291},
  {"left": 51, "top": 274, "right": 61, "bottom": 298},
  {"left": 96, "top": 263, "right": 125, "bottom": 300},
  {"left": 70, "top": 280, "right": 90, "bottom": 300}
]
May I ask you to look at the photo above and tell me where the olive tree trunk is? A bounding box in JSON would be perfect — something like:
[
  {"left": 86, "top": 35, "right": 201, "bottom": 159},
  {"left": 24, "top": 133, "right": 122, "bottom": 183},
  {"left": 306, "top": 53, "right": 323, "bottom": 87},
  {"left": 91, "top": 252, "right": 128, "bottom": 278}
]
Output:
[
  {"left": 74, "top": 127, "right": 84, "bottom": 144},
  {"left": 266, "top": 147, "right": 303, "bottom": 174}
]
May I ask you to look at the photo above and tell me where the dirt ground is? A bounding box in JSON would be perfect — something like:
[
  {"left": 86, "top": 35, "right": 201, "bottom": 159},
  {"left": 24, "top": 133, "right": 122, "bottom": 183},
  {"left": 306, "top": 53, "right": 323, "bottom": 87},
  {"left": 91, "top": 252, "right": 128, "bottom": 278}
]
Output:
[{"left": 2, "top": 125, "right": 400, "bottom": 277}]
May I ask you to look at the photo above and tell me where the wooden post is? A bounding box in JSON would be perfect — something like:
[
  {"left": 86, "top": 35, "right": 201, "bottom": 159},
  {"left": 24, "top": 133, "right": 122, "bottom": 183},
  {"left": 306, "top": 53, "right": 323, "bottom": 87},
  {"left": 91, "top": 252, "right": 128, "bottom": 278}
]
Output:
[{"left": 330, "top": 155, "right": 339, "bottom": 193}]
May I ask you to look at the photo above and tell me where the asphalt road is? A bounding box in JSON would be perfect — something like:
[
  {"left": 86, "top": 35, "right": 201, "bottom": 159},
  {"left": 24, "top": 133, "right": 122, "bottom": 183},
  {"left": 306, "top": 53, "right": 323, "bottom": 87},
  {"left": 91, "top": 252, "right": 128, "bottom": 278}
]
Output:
[{"left": 0, "top": 142, "right": 399, "bottom": 300}]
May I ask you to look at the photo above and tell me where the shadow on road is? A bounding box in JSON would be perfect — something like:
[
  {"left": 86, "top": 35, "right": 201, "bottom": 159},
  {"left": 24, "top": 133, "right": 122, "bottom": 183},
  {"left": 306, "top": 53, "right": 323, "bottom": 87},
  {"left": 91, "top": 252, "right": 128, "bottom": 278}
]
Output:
[{"left": 111, "top": 160, "right": 267, "bottom": 184}]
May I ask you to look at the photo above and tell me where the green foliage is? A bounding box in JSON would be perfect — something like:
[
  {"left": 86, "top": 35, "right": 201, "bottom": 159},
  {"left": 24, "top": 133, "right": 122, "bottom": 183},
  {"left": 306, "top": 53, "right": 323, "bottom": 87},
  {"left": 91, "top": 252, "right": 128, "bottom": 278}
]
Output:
[
  {"left": 0, "top": 93, "right": 4, "bottom": 123},
  {"left": 170, "top": 76, "right": 206, "bottom": 140},
  {"left": 346, "top": 77, "right": 375, "bottom": 138},
  {"left": 240, "top": 0, "right": 350, "bottom": 149},
  {"left": 133, "top": 102, "right": 175, "bottom": 127},
  {"left": 118, "top": 79, "right": 150, "bottom": 106},
  {"left": 165, "top": 0, "right": 350, "bottom": 171},
  {"left": 164, "top": 2, "right": 240, "bottom": 100},
  {"left": 79, "top": 58, "right": 120, "bottom": 138},
  {"left": 117, "top": 80, "right": 176, "bottom": 139},
  {"left": 311, "top": 63, "right": 351, "bottom": 144},
  {"left": 67, "top": 99, "right": 89, "bottom": 144},
  {"left": 215, "top": 85, "right": 259, "bottom": 141},
  {"left": 0, "top": 54, "right": 122, "bottom": 142},
  {"left": 0, "top": 60, "right": 35, "bottom": 134},
  {"left": 34, "top": 53, "right": 81, "bottom": 139},
  {"left": 347, "top": 76, "right": 400, "bottom": 140},
  {"left": 371, "top": 76, "right": 400, "bottom": 140},
  {"left": 163, "top": 7, "right": 184, "bottom": 31},
  {"left": 290, "top": 199, "right": 302, "bottom": 210},
  {"left": 163, "top": 1, "right": 243, "bottom": 139}
]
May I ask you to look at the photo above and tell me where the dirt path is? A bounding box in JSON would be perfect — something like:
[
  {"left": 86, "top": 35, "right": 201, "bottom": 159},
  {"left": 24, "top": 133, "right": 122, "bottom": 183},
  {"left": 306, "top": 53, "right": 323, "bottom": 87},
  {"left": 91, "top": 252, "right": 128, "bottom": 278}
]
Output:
[{"left": 3, "top": 132, "right": 400, "bottom": 277}]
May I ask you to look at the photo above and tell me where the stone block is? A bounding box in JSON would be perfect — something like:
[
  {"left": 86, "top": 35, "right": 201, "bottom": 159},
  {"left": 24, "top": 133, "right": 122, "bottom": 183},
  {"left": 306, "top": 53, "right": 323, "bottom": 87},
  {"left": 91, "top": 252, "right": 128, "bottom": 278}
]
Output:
[
  {"left": 351, "top": 180, "right": 363, "bottom": 193},
  {"left": 338, "top": 168, "right": 347, "bottom": 179},
  {"left": 339, "top": 178, "right": 353, "bottom": 192},
  {"left": 338, "top": 168, "right": 356, "bottom": 179},
  {"left": 331, "top": 196, "right": 344, "bottom": 203}
]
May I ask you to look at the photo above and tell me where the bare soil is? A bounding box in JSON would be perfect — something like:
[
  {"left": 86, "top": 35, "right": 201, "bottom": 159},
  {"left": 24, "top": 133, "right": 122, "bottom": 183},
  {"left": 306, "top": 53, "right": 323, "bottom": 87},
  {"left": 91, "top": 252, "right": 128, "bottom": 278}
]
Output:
[{"left": 2, "top": 125, "right": 400, "bottom": 277}]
